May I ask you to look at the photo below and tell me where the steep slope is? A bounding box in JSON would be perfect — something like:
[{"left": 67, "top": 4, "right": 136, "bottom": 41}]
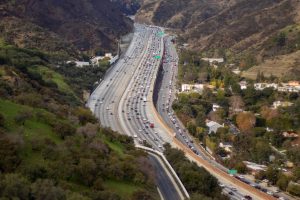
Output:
[
  {"left": 0, "top": 38, "right": 159, "bottom": 200},
  {"left": 0, "top": 0, "right": 133, "bottom": 56},
  {"left": 136, "top": 0, "right": 300, "bottom": 79}
]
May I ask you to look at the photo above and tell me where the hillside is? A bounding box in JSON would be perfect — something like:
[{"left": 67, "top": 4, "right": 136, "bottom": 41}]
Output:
[
  {"left": 0, "top": 0, "right": 133, "bottom": 57},
  {"left": 0, "top": 38, "right": 159, "bottom": 199},
  {"left": 136, "top": 0, "right": 300, "bottom": 79}
]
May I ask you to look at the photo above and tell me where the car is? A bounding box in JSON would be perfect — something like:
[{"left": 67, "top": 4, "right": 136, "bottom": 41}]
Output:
[
  {"left": 228, "top": 191, "right": 234, "bottom": 195},
  {"left": 278, "top": 197, "right": 286, "bottom": 200}
]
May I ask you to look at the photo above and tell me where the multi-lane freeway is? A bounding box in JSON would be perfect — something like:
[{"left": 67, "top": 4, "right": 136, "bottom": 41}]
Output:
[
  {"left": 88, "top": 24, "right": 182, "bottom": 200},
  {"left": 88, "top": 23, "right": 286, "bottom": 200}
]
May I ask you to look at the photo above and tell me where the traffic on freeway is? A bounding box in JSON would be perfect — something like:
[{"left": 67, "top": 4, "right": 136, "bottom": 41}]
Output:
[
  {"left": 88, "top": 24, "right": 181, "bottom": 200},
  {"left": 88, "top": 23, "right": 285, "bottom": 200}
]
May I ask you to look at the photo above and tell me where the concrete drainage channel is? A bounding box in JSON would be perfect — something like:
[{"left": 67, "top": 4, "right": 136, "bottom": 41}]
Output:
[{"left": 136, "top": 145, "right": 190, "bottom": 200}]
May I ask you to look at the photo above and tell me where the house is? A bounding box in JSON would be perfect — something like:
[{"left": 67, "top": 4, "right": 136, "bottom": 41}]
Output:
[
  {"left": 239, "top": 81, "right": 248, "bottom": 90},
  {"left": 243, "top": 161, "right": 267, "bottom": 175},
  {"left": 206, "top": 120, "right": 224, "bottom": 134},
  {"left": 232, "top": 68, "right": 241, "bottom": 75},
  {"left": 212, "top": 103, "right": 221, "bottom": 112},
  {"left": 273, "top": 101, "right": 293, "bottom": 109},
  {"left": 282, "top": 131, "right": 298, "bottom": 138},
  {"left": 67, "top": 61, "right": 90, "bottom": 68},
  {"left": 202, "top": 58, "right": 224, "bottom": 64},
  {"left": 266, "top": 127, "right": 274, "bottom": 132},
  {"left": 254, "top": 83, "right": 278, "bottom": 90},
  {"left": 219, "top": 142, "right": 233, "bottom": 152},
  {"left": 288, "top": 81, "right": 300, "bottom": 87},
  {"left": 181, "top": 84, "right": 204, "bottom": 92},
  {"left": 91, "top": 53, "right": 115, "bottom": 65}
]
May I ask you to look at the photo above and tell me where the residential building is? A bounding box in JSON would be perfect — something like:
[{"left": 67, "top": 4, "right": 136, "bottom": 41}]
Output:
[
  {"left": 206, "top": 120, "right": 224, "bottom": 134},
  {"left": 212, "top": 103, "right": 221, "bottom": 112},
  {"left": 232, "top": 68, "right": 241, "bottom": 75},
  {"left": 67, "top": 61, "right": 90, "bottom": 68},
  {"left": 219, "top": 142, "right": 233, "bottom": 152},
  {"left": 91, "top": 53, "right": 114, "bottom": 65},
  {"left": 282, "top": 131, "right": 299, "bottom": 138},
  {"left": 181, "top": 84, "right": 204, "bottom": 92},
  {"left": 202, "top": 58, "right": 224, "bottom": 64},
  {"left": 254, "top": 83, "right": 278, "bottom": 90},
  {"left": 272, "top": 101, "right": 293, "bottom": 109},
  {"left": 243, "top": 161, "right": 267, "bottom": 175},
  {"left": 239, "top": 81, "right": 248, "bottom": 90}
]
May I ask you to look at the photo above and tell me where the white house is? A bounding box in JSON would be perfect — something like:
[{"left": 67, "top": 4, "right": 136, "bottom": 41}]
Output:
[
  {"left": 254, "top": 83, "right": 278, "bottom": 90},
  {"left": 219, "top": 142, "right": 233, "bottom": 152},
  {"left": 206, "top": 120, "right": 224, "bottom": 134},
  {"left": 243, "top": 161, "right": 267, "bottom": 174},
  {"left": 181, "top": 84, "right": 204, "bottom": 92},
  {"left": 273, "top": 101, "right": 293, "bottom": 109},
  {"left": 239, "top": 81, "right": 248, "bottom": 90},
  {"left": 212, "top": 103, "right": 221, "bottom": 112},
  {"left": 67, "top": 61, "right": 90, "bottom": 68},
  {"left": 232, "top": 68, "right": 241, "bottom": 75},
  {"left": 202, "top": 58, "right": 224, "bottom": 64}
]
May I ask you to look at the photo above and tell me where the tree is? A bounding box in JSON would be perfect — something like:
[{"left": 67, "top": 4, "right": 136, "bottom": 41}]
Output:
[
  {"left": 236, "top": 112, "right": 256, "bottom": 133},
  {"left": 287, "top": 182, "right": 300, "bottom": 196},
  {"left": 265, "top": 166, "right": 280, "bottom": 185},
  {"left": 53, "top": 122, "right": 75, "bottom": 139},
  {"left": 0, "top": 173, "right": 30, "bottom": 200},
  {"left": 14, "top": 110, "right": 32, "bottom": 125},
  {"left": 276, "top": 32, "right": 286, "bottom": 47},
  {"left": 131, "top": 190, "right": 155, "bottom": 200},
  {"left": 76, "top": 158, "right": 97, "bottom": 186},
  {"left": 276, "top": 175, "right": 290, "bottom": 191},
  {"left": 76, "top": 107, "right": 97, "bottom": 125},
  {"left": 0, "top": 113, "right": 5, "bottom": 127},
  {"left": 76, "top": 123, "right": 99, "bottom": 138},
  {"left": 0, "top": 134, "right": 23, "bottom": 172},
  {"left": 31, "top": 179, "right": 66, "bottom": 200},
  {"left": 187, "top": 121, "right": 197, "bottom": 135},
  {"left": 235, "top": 162, "right": 248, "bottom": 174}
]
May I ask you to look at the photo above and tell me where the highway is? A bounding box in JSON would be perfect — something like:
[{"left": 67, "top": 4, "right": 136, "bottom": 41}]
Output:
[
  {"left": 88, "top": 24, "right": 182, "bottom": 200},
  {"left": 88, "top": 23, "right": 283, "bottom": 200}
]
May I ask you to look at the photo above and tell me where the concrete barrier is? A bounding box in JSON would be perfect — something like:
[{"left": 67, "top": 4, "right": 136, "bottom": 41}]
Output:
[{"left": 136, "top": 145, "right": 190, "bottom": 199}]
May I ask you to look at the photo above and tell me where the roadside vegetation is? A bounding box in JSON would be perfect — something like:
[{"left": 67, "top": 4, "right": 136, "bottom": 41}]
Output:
[
  {"left": 174, "top": 50, "right": 300, "bottom": 196},
  {"left": 0, "top": 43, "right": 159, "bottom": 199},
  {"left": 163, "top": 144, "right": 228, "bottom": 200}
]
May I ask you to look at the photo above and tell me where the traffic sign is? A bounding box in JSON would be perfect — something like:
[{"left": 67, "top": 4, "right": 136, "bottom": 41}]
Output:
[{"left": 228, "top": 169, "right": 237, "bottom": 175}]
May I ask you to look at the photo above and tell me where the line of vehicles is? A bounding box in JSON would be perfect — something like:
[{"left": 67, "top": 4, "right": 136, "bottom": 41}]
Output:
[
  {"left": 156, "top": 35, "right": 289, "bottom": 200},
  {"left": 89, "top": 24, "right": 290, "bottom": 200}
]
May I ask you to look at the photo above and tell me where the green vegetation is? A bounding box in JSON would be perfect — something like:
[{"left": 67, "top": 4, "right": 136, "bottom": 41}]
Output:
[
  {"left": 163, "top": 144, "right": 227, "bottom": 200},
  {"left": 174, "top": 50, "right": 300, "bottom": 197},
  {"left": 28, "top": 66, "right": 73, "bottom": 94},
  {"left": 0, "top": 42, "right": 159, "bottom": 199},
  {"left": 103, "top": 180, "right": 142, "bottom": 198},
  {"left": 178, "top": 50, "right": 209, "bottom": 84},
  {"left": 56, "top": 61, "right": 110, "bottom": 94}
]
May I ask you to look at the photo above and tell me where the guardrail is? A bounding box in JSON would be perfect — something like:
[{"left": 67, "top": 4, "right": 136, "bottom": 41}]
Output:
[{"left": 136, "top": 145, "right": 190, "bottom": 200}]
